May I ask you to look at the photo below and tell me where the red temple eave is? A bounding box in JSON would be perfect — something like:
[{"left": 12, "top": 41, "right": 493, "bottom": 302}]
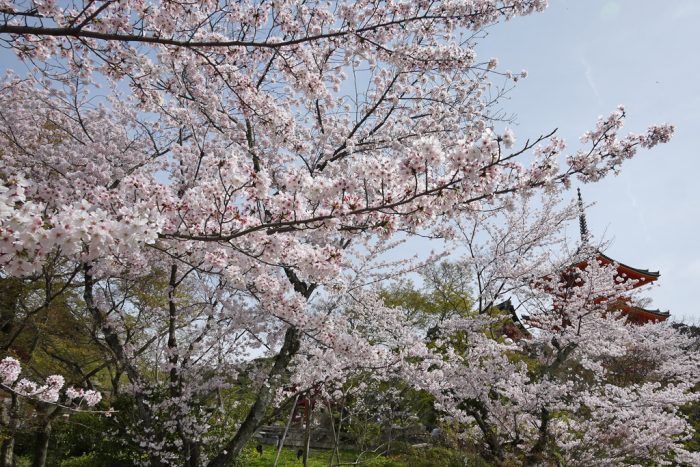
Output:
[
  {"left": 597, "top": 251, "right": 659, "bottom": 279},
  {"left": 613, "top": 301, "right": 670, "bottom": 323},
  {"left": 573, "top": 251, "right": 660, "bottom": 289},
  {"left": 532, "top": 254, "right": 660, "bottom": 293},
  {"left": 523, "top": 191, "right": 671, "bottom": 327}
]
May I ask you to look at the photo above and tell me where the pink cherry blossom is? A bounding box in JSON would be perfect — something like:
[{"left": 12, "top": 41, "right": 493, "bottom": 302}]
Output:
[{"left": 0, "top": 0, "right": 689, "bottom": 465}]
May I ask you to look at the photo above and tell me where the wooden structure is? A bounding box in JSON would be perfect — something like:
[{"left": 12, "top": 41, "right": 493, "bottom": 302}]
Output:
[
  {"left": 571, "top": 189, "right": 669, "bottom": 323},
  {"left": 507, "top": 190, "right": 670, "bottom": 334}
]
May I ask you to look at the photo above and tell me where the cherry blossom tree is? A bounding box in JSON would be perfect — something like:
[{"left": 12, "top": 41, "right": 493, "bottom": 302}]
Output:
[
  {"left": 373, "top": 190, "right": 696, "bottom": 464},
  {"left": 365, "top": 196, "right": 700, "bottom": 464},
  {"left": 0, "top": 0, "right": 682, "bottom": 465},
  {"left": 422, "top": 258, "right": 700, "bottom": 465}
]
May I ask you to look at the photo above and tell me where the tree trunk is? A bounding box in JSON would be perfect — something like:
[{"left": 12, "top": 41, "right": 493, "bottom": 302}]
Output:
[
  {"left": 207, "top": 326, "right": 301, "bottom": 467},
  {"left": 302, "top": 400, "right": 312, "bottom": 467},
  {"left": 326, "top": 400, "right": 340, "bottom": 467},
  {"left": 31, "top": 421, "right": 51, "bottom": 467},
  {"left": 463, "top": 400, "right": 503, "bottom": 463},
  {"left": 1, "top": 394, "right": 18, "bottom": 467},
  {"left": 0, "top": 438, "right": 14, "bottom": 467},
  {"left": 187, "top": 443, "right": 201, "bottom": 467},
  {"left": 84, "top": 266, "right": 154, "bottom": 425},
  {"left": 84, "top": 265, "right": 165, "bottom": 466},
  {"left": 525, "top": 407, "right": 549, "bottom": 466},
  {"left": 208, "top": 268, "right": 313, "bottom": 466},
  {"left": 333, "top": 401, "right": 345, "bottom": 467}
]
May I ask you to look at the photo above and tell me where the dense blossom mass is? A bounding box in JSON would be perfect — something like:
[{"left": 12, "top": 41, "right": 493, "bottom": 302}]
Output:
[{"left": 0, "top": 1, "right": 695, "bottom": 466}]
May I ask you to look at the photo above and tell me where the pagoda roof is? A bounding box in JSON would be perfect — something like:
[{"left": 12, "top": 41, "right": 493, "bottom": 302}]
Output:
[
  {"left": 612, "top": 301, "right": 670, "bottom": 323},
  {"left": 527, "top": 190, "right": 671, "bottom": 324},
  {"left": 496, "top": 299, "right": 532, "bottom": 340},
  {"left": 596, "top": 250, "right": 660, "bottom": 279},
  {"left": 575, "top": 189, "right": 660, "bottom": 284},
  {"left": 566, "top": 250, "right": 659, "bottom": 292}
]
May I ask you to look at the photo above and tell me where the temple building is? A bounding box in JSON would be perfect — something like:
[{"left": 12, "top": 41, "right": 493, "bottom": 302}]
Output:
[
  {"left": 502, "top": 190, "right": 669, "bottom": 337},
  {"left": 567, "top": 189, "right": 669, "bottom": 324}
]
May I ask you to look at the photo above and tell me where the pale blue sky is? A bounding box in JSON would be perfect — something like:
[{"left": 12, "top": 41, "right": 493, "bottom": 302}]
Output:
[{"left": 476, "top": 0, "right": 700, "bottom": 322}]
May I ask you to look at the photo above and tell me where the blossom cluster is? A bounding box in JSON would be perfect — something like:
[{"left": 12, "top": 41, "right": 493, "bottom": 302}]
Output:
[{"left": 0, "top": 357, "right": 101, "bottom": 407}]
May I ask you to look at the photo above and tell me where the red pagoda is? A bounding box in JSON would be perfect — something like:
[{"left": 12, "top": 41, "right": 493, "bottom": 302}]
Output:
[
  {"left": 501, "top": 190, "right": 669, "bottom": 338},
  {"left": 568, "top": 189, "right": 669, "bottom": 324}
]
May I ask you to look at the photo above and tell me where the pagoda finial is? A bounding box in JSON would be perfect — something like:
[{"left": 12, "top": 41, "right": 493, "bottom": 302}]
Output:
[{"left": 577, "top": 188, "right": 589, "bottom": 243}]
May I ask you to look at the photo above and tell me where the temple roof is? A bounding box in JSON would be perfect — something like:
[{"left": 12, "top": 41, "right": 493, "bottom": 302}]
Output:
[
  {"left": 612, "top": 301, "right": 670, "bottom": 323},
  {"left": 576, "top": 189, "right": 660, "bottom": 284},
  {"left": 596, "top": 251, "right": 660, "bottom": 279},
  {"left": 496, "top": 299, "right": 532, "bottom": 340},
  {"left": 504, "top": 191, "right": 670, "bottom": 329}
]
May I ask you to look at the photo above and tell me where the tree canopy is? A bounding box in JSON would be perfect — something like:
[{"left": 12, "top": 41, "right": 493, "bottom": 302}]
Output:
[{"left": 0, "top": 1, "right": 696, "bottom": 466}]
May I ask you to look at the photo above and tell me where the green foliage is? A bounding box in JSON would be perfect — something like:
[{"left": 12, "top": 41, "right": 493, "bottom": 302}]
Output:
[
  {"left": 387, "top": 446, "right": 471, "bottom": 467},
  {"left": 683, "top": 400, "right": 700, "bottom": 453},
  {"left": 236, "top": 445, "right": 358, "bottom": 467},
  {"left": 379, "top": 261, "right": 475, "bottom": 327},
  {"left": 236, "top": 444, "right": 472, "bottom": 467},
  {"left": 48, "top": 410, "right": 141, "bottom": 466},
  {"left": 202, "top": 373, "right": 265, "bottom": 460},
  {"left": 59, "top": 452, "right": 98, "bottom": 467}
]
